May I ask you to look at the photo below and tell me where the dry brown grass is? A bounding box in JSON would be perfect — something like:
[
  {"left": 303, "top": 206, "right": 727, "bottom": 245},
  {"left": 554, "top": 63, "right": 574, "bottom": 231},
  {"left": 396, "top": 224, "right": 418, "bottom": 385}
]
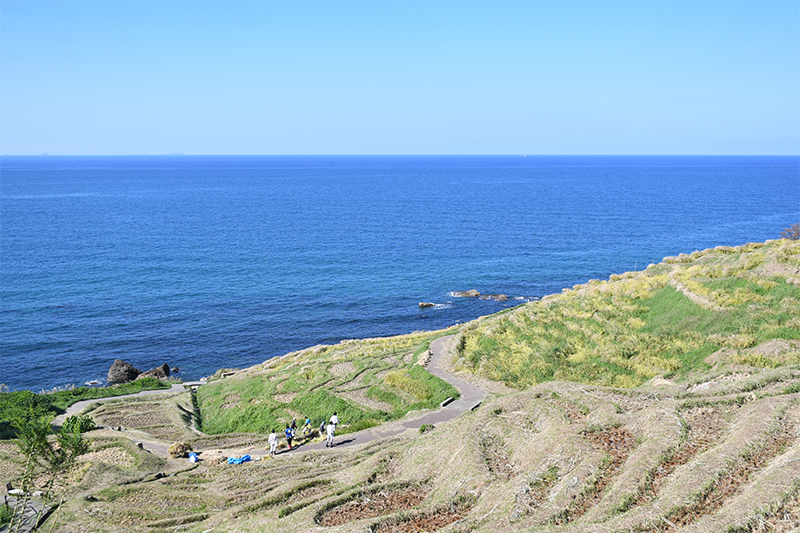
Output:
[
  {"left": 5, "top": 327, "right": 799, "bottom": 533},
  {"left": 78, "top": 447, "right": 135, "bottom": 468},
  {"left": 317, "top": 484, "right": 431, "bottom": 526}
]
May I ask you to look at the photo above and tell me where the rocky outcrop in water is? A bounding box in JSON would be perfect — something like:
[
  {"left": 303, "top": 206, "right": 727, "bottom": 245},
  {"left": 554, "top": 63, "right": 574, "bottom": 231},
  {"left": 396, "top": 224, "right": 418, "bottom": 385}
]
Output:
[
  {"left": 419, "top": 302, "right": 436, "bottom": 308},
  {"left": 451, "top": 290, "right": 508, "bottom": 301},
  {"left": 108, "top": 360, "right": 141, "bottom": 383},
  {"left": 109, "top": 360, "right": 172, "bottom": 383},
  {"left": 451, "top": 290, "right": 480, "bottom": 298},
  {"left": 138, "top": 363, "right": 171, "bottom": 380}
]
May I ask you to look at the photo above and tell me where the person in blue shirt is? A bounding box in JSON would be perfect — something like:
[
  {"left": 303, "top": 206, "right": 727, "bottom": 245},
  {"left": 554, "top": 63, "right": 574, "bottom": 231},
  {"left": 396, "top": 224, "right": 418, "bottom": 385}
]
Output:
[{"left": 285, "top": 425, "right": 294, "bottom": 450}]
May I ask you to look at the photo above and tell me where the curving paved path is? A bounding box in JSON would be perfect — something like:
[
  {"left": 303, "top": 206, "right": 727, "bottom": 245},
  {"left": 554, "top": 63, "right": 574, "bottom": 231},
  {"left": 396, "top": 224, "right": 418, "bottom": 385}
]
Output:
[
  {"left": 260, "top": 334, "right": 487, "bottom": 455},
  {"left": 53, "top": 382, "right": 205, "bottom": 457},
  {"left": 56, "top": 336, "right": 487, "bottom": 458},
  {"left": 52, "top": 383, "right": 195, "bottom": 426},
  {"left": 427, "top": 336, "right": 486, "bottom": 409}
]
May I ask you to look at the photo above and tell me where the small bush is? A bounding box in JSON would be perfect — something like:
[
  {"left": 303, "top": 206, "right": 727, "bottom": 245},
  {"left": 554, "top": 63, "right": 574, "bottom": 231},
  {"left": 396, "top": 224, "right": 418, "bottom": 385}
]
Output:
[
  {"left": 781, "top": 223, "right": 800, "bottom": 241},
  {"left": 0, "top": 502, "right": 12, "bottom": 528},
  {"left": 61, "top": 414, "right": 96, "bottom": 433},
  {"left": 1, "top": 378, "right": 169, "bottom": 438}
]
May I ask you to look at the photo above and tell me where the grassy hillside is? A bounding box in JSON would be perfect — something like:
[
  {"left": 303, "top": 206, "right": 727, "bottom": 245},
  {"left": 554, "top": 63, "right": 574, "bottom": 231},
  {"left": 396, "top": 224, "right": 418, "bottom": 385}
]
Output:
[
  {"left": 196, "top": 331, "right": 459, "bottom": 435},
  {"left": 455, "top": 239, "right": 800, "bottom": 389},
  {"left": 8, "top": 365, "right": 799, "bottom": 533},
  {"left": 3, "top": 239, "right": 800, "bottom": 533},
  {"left": 0, "top": 377, "right": 168, "bottom": 438}
]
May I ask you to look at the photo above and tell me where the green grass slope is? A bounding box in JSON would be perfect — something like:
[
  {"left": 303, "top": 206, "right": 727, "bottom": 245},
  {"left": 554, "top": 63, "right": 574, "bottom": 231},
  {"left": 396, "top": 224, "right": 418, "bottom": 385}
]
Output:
[
  {"left": 455, "top": 239, "right": 800, "bottom": 389},
  {"left": 196, "top": 331, "right": 459, "bottom": 435}
]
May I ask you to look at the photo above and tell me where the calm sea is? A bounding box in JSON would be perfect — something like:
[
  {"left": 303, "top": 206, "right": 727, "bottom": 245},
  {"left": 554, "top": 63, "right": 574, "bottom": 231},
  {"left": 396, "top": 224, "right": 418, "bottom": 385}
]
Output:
[{"left": 1, "top": 155, "right": 797, "bottom": 391}]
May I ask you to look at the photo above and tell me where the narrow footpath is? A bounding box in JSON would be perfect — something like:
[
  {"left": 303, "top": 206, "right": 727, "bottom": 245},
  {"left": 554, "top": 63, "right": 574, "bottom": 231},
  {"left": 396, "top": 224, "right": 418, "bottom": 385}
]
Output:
[
  {"left": 53, "top": 383, "right": 197, "bottom": 426},
  {"left": 287, "top": 334, "right": 486, "bottom": 454}
]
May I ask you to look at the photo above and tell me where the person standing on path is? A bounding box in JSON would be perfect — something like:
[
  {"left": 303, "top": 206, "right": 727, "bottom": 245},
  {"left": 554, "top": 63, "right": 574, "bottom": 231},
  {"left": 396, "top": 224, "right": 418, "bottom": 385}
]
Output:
[
  {"left": 285, "top": 425, "right": 294, "bottom": 450},
  {"left": 268, "top": 429, "right": 278, "bottom": 455},
  {"left": 326, "top": 421, "right": 336, "bottom": 447},
  {"left": 326, "top": 412, "right": 339, "bottom": 447}
]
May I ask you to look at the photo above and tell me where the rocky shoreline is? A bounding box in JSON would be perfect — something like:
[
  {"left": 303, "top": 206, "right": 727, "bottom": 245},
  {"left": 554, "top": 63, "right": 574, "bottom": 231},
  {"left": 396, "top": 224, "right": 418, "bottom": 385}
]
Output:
[
  {"left": 419, "top": 289, "right": 516, "bottom": 308},
  {"left": 107, "top": 359, "right": 180, "bottom": 384}
]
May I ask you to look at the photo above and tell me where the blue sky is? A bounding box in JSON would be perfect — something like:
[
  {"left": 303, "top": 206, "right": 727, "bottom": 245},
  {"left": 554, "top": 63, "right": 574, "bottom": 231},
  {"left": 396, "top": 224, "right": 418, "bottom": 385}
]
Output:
[{"left": 1, "top": 1, "right": 798, "bottom": 155}]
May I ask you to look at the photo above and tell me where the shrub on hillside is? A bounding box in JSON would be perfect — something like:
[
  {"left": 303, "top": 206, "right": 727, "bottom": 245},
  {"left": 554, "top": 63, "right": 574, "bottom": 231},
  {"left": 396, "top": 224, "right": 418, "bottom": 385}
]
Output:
[
  {"left": 0, "top": 391, "right": 54, "bottom": 438},
  {"left": 0, "top": 379, "right": 167, "bottom": 439},
  {"left": 781, "top": 224, "right": 800, "bottom": 240},
  {"left": 61, "top": 415, "right": 96, "bottom": 434}
]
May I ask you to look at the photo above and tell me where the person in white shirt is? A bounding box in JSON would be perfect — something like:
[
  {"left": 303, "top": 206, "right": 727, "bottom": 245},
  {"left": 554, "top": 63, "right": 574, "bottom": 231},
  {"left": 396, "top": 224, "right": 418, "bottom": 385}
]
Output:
[
  {"left": 326, "top": 421, "right": 336, "bottom": 447},
  {"left": 268, "top": 429, "right": 278, "bottom": 455},
  {"left": 326, "top": 412, "right": 339, "bottom": 447}
]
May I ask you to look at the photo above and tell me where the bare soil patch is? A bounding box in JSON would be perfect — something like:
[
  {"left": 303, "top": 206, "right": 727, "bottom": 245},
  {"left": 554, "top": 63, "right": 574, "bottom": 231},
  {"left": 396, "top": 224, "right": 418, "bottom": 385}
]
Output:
[
  {"left": 78, "top": 447, "right": 135, "bottom": 468},
  {"left": 90, "top": 400, "right": 191, "bottom": 444},
  {"left": 630, "top": 405, "right": 736, "bottom": 508},
  {"left": 479, "top": 434, "right": 515, "bottom": 480},
  {"left": 92, "top": 487, "right": 213, "bottom": 527},
  {"left": 272, "top": 392, "right": 297, "bottom": 403},
  {"left": 373, "top": 500, "right": 474, "bottom": 533},
  {"left": 550, "top": 426, "right": 636, "bottom": 525},
  {"left": 318, "top": 485, "right": 430, "bottom": 526},
  {"left": 292, "top": 482, "right": 331, "bottom": 502},
  {"left": 639, "top": 411, "right": 796, "bottom": 532},
  {"left": 330, "top": 361, "right": 356, "bottom": 377},
  {"left": 547, "top": 397, "right": 586, "bottom": 423},
  {"left": 336, "top": 369, "right": 367, "bottom": 390}
]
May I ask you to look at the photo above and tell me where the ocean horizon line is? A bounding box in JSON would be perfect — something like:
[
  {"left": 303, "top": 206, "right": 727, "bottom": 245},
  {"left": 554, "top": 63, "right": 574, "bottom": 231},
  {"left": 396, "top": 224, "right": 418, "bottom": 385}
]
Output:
[{"left": 2, "top": 153, "right": 799, "bottom": 158}]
